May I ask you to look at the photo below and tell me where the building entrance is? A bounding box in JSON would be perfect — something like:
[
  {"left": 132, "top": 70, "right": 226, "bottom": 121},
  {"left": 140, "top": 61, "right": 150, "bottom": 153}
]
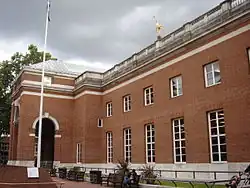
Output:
[{"left": 35, "top": 118, "right": 55, "bottom": 169}]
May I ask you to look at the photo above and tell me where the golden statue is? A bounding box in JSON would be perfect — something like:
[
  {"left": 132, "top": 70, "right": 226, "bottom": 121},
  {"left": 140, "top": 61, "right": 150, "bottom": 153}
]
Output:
[{"left": 153, "top": 16, "right": 164, "bottom": 39}]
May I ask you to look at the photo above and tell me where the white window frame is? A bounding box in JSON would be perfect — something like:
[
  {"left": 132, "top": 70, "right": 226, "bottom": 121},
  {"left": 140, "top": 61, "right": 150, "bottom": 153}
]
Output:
[
  {"left": 170, "top": 76, "right": 183, "bottom": 98},
  {"left": 208, "top": 110, "right": 227, "bottom": 163},
  {"left": 204, "top": 61, "right": 221, "bottom": 87},
  {"left": 123, "top": 95, "right": 131, "bottom": 112},
  {"left": 106, "top": 102, "right": 112, "bottom": 117},
  {"left": 145, "top": 124, "right": 155, "bottom": 163},
  {"left": 76, "top": 143, "right": 82, "bottom": 164},
  {"left": 43, "top": 76, "right": 52, "bottom": 86},
  {"left": 98, "top": 118, "right": 103, "bottom": 127},
  {"left": 172, "top": 118, "right": 186, "bottom": 163},
  {"left": 144, "top": 87, "right": 154, "bottom": 106},
  {"left": 107, "top": 132, "right": 113, "bottom": 163},
  {"left": 124, "top": 128, "right": 132, "bottom": 163}
]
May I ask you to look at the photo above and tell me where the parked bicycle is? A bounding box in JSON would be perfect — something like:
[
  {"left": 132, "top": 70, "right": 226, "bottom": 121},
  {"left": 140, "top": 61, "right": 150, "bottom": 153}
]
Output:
[{"left": 226, "top": 165, "right": 250, "bottom": 188}]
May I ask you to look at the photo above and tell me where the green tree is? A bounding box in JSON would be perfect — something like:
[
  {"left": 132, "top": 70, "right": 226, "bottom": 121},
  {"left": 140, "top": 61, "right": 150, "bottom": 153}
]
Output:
[{"left": 0, "top": 44, "right": 56, "bottom": 135}]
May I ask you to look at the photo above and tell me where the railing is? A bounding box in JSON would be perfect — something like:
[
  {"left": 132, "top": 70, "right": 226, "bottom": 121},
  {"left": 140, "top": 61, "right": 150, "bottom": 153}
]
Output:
[
  {"left": 231, "top": 0, "right": 247, "bottom": 8},
  {"left": 75, "top": 0, "right": 250, "bottom": 87},
  {"left": 74, "top": 167, "right": 241, "bottom": 180}
]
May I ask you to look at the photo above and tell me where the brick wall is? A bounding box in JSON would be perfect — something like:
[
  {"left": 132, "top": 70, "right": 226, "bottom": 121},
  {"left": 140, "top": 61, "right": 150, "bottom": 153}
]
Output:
[{"left": 9, "top": 18, "right": 250, "bottom": 165}]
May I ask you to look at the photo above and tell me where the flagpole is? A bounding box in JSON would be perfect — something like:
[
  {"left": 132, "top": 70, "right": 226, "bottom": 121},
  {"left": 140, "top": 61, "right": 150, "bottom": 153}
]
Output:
[{"left": 37, "top": 0, "right": 50, "bottom": 168}]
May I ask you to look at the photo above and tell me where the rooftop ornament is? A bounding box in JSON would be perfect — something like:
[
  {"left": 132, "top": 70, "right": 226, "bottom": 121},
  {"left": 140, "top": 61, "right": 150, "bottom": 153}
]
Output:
[{"left": 153, "top": 16, "right": 164, "bottom": 40}]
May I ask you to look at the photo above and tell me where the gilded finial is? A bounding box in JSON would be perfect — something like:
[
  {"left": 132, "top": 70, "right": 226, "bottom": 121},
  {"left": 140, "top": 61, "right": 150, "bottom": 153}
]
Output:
[{"left": 153, "top": 16, "right": 164, "bottom": 40}]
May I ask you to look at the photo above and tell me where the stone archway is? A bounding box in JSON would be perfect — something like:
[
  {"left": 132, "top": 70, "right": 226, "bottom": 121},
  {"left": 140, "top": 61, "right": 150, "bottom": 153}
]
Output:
[
  {"left": 32, "top": 114, "right": 59, "bottom": 131},
  {"left": 33, "top": 115, "right": 58, "bottom": 169}
]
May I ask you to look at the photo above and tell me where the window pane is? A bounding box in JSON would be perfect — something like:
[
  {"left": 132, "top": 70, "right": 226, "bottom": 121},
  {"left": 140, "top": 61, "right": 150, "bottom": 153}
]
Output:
[
  {"left": 218, "top": 119, "right": 225, "bottom": 126},
  {"left": 212, "top": 145, "right": 218, "bottom": 152},
  {"left": 176, "top": 148, "right": 180, "bottom": 155},
  {"left": 220, "top": 136, "right": 226, "bottom": 144},
  {"left": 219, "top": 127, "right": 225, "bottom": 134},
  {"left": 207, "top": 72, "right": 213, "bottom": 80},
  {"left": 180, "top": 126, "right": 185, "bottom": 132},
  {"left": 207, "top": 78, "right": 214, "bottom": 86},
  {"left": 210, "top": 112, "right": 216, "bottom": 120},
  {"left": 179, "top": 88, "right": 183, "bottom": 95},
  {"left": 181, "top": 141, "right": 185, "bottom": 147},
  {"left": 147, "top": 151, "right": 151, "bottom": 156},
  {"left": 212, "top": 137, "right": 218, "bottom": 145},
  {"left": 213, "top": 62, "right": 220, "bottom": 72},
  {"left": 205, "top": 64, "right": 213, "bottom": 72},
  {"left": 173, "top": 88, "right": 177, "bottom": 96},
  {"left": 220, "top": 145, "right": 227, "bottom": 153},
  {"left": 148, "top": 157, "right": 151, "bottom": 163},
  {"left": 151, "top": 94, "right": 154, "bottom": 103},
  {"left": 211, "top": 128, "right": 217, "bottom": 135},
  {"left": 215, "top": 73, "right": 221, "bottom": 83},
  {"left": 213, "top": 153, "right": 219, "bottom": 162},
  {"left": 181, "top": 148, "right": 186, "bottom": 155},
  {"left": 180, "top": 119, "right": 184, "bottom": 125},
  {"left": 174, "top": 120, "right": 179, "bottom": 127},
  {"left": 181, "top": 133, "right": 185, "bottom": 139},
  {"left": 218, "top": 111, "right": 224, "bottom": 119},
  {"left": 175, "top": 141, "right": 180, "bottom": 147},
  {"left": 175, "top": 133, "right": 179, "bottom": 139},
  {"left": 176, "top": 156, "right": 181, "bottom": 162},
  {"left": 172, "top": 79, "right": 177, "bottom": 86},
  {"left": 178, "top": 77, "right": 182, "bottom": 85},
  {"left": 182, "top": 155, "right": 186, "bottom": 162},
  {"left": 221, "top": 153, "right": 227, "bottom": 161},
  {"left": 152, "top": 130, "right": 155, "bottom": 137},
  {"left": 210, "top": 120, "right": 217, "bottom": 128}
]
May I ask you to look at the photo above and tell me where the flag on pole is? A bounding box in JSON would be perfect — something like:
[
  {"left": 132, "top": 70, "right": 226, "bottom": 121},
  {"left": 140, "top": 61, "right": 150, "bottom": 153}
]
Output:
[{"left": 47, "top": 0, "right": 51, "bottom": 22}]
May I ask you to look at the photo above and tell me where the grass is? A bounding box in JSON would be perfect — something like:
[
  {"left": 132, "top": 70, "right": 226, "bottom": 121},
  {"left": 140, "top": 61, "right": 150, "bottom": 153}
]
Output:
[{"left": 158, "top": 181, "right": 226, "bottom": 188}]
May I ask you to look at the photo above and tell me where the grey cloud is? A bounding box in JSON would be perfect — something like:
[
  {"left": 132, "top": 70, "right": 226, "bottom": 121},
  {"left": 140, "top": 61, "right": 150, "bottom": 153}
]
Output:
[{"left": 0, "top": 0, "right": 222, "bottom": 65}]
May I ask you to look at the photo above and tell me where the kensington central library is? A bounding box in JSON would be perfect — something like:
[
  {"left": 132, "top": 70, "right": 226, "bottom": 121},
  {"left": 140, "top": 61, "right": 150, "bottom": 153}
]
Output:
[{"left": 8, "top": 0, "right": 250, "bottom": 172}]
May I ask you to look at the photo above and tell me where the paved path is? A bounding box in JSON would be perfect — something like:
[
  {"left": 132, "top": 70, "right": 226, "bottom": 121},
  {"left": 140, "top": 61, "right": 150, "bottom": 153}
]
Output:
[{"left": 52, "top": 177, "right": 104, "bottom": 188}]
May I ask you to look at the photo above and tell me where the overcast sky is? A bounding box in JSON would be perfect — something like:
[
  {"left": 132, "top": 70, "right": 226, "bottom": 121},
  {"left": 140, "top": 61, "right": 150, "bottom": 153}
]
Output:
[{"left": 0, "top": 0, "right": 222, "bottom": 71}]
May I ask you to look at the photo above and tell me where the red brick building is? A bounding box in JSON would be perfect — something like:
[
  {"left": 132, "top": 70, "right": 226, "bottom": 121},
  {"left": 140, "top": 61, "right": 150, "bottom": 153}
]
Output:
[{"left": 8, "top": 0, "right": 250, "bottom": 176}]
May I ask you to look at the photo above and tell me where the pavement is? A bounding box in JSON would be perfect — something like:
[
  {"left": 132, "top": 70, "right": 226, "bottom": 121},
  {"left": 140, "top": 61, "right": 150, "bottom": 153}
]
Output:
[{"left": 52, "top": 177, "right": 104, "bottom": 188}]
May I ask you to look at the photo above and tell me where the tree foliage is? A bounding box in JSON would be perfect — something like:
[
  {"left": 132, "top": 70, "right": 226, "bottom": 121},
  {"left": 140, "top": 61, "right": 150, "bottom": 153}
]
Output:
[{"left": 0, "top": 44, "right": 56, "bottom": 135}]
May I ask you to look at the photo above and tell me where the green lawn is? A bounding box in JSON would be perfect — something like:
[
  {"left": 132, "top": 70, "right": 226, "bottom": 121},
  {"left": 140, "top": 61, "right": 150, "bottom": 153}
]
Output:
[{"left": 159, "top": 181, "right": 226, "bottom": 188}]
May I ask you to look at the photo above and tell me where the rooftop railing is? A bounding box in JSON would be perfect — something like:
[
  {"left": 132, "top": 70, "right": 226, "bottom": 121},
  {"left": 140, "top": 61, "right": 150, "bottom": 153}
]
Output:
[{"left": 75, "top": 0, "right": 249, "bottom": 87}]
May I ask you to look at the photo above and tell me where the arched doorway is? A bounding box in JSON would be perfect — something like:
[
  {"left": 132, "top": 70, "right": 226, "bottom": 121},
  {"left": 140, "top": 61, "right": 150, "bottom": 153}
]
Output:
[{"left": 35, "top": 118, "right": 55, "bottom": 169}]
